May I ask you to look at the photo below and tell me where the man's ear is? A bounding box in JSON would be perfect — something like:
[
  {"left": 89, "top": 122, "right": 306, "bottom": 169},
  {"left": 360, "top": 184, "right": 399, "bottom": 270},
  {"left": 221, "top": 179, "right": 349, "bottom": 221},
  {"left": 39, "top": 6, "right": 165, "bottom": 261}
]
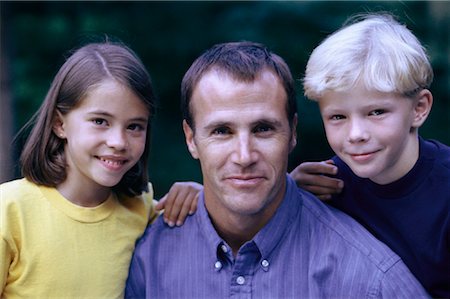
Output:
[
  {"left": 289, "top": 114, "right": 298, "bottom": 153},
  {"left": 52, "top": 110, "right": 66, "bottom": 139},
  {"left": 412, "top": 89, "right": 433, "bottom": 128},
  {"left": 183, "top": 120, "right": 199, "bottom": 159}
]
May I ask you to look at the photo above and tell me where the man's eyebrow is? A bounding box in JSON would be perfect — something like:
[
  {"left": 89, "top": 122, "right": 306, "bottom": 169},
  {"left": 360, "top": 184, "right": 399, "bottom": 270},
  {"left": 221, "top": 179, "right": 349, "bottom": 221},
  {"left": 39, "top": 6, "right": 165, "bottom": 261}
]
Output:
[
  {"left": 204, "top": 121, "right": 232, "bottom": 131},
  {"left": 251, "top": 118, "right": 283, "bottom": 127}
]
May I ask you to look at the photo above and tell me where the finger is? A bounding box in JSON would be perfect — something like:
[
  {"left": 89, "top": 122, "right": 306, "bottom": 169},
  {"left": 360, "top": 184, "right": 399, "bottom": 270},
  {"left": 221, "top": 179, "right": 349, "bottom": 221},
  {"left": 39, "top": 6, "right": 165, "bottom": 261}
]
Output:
[
  {"left": 317, "top": 194, "right": 333, "bottom": 201},
  {"left": 162, "top": 189, "right": 180, "bottom": 227},
  {"left": 302, "top": 184, "right": 340, "bottom": 197},
  {"left": 189, "top": 196, "right": 199, "bottom": 215},
  {"left": 175, "top": 194, "right": 194, "bottom": 226},
  {"left": 155, "top": 196, "right": 166, "bottom": 211}
]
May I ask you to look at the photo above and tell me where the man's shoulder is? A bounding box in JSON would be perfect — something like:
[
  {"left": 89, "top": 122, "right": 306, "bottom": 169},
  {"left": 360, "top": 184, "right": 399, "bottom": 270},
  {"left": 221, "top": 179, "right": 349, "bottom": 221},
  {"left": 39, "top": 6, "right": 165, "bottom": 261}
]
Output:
[
  {"left": 137, "top": 211, "right": 198, "bottom": 248},
  {"left": 298, "top": 189, "right": 402, "bottom": 272}
]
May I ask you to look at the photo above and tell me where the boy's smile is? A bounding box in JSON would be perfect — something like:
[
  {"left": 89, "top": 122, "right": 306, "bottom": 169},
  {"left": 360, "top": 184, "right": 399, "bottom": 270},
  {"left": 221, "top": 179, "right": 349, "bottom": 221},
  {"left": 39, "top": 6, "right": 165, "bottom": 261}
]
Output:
[{"left": 318, "top": 83, "right": 421, "bottom": 185}]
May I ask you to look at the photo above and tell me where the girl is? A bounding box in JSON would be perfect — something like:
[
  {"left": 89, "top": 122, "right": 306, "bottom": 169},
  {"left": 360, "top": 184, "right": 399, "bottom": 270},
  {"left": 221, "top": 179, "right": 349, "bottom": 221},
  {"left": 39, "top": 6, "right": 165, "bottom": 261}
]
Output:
[{"left": 0, "top": 42, "right": 200, "bottom": 298}]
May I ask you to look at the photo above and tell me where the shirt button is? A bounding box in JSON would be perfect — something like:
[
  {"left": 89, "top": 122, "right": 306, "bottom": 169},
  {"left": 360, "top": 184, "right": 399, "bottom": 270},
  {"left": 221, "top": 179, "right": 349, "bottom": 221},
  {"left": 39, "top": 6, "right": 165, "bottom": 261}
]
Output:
[
  {"left": 236, "top": 276, "right": 245, "bottom": 285},
  {"left": 220, "top": 244, "right": 228, "bottom": 253},
  {"left": 214, "top": 261, "right": 222, "bottom": 271},
  {"left": 261, "top": 259, "right": 269, "bottom": 268}
]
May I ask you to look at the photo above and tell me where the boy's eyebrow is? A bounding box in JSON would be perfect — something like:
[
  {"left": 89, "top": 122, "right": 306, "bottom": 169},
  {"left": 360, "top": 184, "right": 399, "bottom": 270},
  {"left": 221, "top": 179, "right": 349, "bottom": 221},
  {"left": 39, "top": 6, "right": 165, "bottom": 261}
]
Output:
[{"left": 87, "top": 110, "right": 148, "bottom": 122}]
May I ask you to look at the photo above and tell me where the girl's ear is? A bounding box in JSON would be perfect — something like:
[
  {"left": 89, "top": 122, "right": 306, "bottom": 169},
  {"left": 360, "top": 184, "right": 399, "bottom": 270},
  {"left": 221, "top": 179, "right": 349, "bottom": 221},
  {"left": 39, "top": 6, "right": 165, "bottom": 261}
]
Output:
[
  {"left": 52, "top": 110, "right": 66, "bottom": 139},
  {"left": 412, "top": 89, "right": 433, "bottom": 128},
  {"left": 182, "top": 120, "right": 199, "bottom": 159}
]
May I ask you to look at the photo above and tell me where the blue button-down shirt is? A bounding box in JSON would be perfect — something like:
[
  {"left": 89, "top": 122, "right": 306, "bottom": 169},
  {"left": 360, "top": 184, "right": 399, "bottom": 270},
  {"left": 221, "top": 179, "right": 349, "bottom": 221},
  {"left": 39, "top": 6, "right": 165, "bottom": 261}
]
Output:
[{"left": 125, "top": 175, "right": 428, "bottom": 298}]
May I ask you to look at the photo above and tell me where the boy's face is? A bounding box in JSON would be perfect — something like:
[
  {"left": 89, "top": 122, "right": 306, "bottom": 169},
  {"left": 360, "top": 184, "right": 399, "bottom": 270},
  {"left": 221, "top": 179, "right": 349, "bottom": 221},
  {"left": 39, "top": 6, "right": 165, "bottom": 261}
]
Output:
[{"left": 318, "top": 83, "right": 421, "bottom": 184}]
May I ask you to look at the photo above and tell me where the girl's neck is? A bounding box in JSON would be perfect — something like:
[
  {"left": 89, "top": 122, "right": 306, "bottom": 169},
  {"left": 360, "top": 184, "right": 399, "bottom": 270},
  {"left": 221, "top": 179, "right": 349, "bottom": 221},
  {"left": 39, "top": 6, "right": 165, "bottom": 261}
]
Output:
[{"left": 56, "top": 181, "right": 111, "bottom": 207}]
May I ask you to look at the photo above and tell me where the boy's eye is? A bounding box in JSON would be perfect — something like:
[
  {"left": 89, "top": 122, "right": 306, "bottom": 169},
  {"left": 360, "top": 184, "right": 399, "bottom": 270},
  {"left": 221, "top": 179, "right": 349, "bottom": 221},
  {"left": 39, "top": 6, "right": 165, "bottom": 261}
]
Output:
[
  {"left": 330, "top": 114, "right": 345, "bottom": 120},
  {"left": 369, "top": 109, "right": 385, "bottom": 116}
]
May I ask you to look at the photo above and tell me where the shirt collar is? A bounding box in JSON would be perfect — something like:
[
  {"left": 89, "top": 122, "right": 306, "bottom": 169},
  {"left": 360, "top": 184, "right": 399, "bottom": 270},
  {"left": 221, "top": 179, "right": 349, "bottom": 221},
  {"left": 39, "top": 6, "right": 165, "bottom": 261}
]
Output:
[
  {"left": 196, "top": 174, "right": 303, "bottom": 261},
  {"left": 253, "top": 175, "right": 302, "bottom": 258}
]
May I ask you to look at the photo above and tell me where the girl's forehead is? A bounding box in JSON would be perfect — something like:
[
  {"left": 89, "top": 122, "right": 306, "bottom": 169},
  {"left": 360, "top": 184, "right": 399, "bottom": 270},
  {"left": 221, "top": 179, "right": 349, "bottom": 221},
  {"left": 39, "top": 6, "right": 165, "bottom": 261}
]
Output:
[{"left": 74, "top": 80, "right": 149, "bottom": 117}]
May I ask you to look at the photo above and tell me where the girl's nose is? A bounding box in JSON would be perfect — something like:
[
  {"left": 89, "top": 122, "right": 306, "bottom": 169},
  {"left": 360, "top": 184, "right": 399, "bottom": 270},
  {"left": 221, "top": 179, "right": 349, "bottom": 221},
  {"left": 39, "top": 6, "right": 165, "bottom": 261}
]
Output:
[{"left": 106, "top": 129, "right": 128, "bottom": 150}]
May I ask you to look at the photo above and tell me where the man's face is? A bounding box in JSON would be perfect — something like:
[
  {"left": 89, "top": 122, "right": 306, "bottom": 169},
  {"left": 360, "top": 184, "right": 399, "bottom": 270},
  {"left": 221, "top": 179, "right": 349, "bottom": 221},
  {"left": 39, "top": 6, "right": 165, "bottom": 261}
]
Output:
[
  {"left": 183, "top": 69, "right": 297, "bottom": 224},
  {"left": 319, "top": 82, "right": 421, "bottom": 184}
]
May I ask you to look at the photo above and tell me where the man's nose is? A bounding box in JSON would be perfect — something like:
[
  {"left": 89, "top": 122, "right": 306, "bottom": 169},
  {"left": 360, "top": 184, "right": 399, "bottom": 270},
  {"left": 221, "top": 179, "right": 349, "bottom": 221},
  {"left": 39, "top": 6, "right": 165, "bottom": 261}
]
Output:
[{"left": 231, "top": 133, "right": 258, "bottom": 167}]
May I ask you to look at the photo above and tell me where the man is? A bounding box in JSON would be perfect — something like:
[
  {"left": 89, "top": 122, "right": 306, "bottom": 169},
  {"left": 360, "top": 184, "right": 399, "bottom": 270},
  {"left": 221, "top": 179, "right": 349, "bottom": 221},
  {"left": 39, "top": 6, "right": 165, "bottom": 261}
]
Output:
[{"left": 125, "top": 41, "right": 427, "bottom": 298}]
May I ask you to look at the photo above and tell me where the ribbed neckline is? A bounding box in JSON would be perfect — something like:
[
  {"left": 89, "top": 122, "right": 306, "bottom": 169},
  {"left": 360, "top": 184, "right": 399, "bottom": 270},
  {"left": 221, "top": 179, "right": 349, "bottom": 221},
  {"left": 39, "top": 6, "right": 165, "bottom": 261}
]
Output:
[{"left": 39, "top": 184, "right": 118, "bottom": 223}]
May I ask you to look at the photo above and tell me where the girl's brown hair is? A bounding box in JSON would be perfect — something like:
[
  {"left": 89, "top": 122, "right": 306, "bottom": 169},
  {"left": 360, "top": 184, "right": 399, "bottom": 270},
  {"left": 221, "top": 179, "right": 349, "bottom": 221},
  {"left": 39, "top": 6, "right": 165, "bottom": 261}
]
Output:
[{"left": 20, "top": 41, "right": 155, "bottom": 196}]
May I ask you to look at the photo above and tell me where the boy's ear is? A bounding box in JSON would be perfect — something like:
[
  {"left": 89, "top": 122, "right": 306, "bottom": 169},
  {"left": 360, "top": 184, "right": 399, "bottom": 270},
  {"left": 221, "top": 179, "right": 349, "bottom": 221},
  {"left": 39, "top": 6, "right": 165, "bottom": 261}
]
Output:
[
  {"left": 52, "top": 110, "right": 66, "bottom": 139},
  {"left": 182, "top": 120, "right": 199, "bottom": 159},
  {"left": 412, "top": 89, "right": 433, "bottom": 128}
]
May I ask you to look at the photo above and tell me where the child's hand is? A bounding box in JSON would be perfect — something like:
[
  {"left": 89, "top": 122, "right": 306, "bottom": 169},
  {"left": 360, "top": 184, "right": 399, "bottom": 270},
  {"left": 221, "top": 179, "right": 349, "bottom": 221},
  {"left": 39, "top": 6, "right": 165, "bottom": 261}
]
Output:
[
  {"left": 290, "top": 159, "right": 344, "bottom": 201},
  {"left": 155, "top": 182, "right": 203, "bottom": 227}
]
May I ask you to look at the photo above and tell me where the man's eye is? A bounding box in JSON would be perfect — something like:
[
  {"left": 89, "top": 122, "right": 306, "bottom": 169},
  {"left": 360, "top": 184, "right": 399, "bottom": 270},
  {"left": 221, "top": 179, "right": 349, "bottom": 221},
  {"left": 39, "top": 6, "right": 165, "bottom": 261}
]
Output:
[
  {"left": 212, "top": 127, "right": 230, "bottom": 135},
  {"left": 254, "top": 125, "right": 273, "bottom": 133}
]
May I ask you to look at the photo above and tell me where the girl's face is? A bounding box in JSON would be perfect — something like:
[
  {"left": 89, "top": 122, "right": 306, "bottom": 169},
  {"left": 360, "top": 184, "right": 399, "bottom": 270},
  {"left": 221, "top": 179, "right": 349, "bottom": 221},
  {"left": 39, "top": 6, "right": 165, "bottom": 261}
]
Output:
[{"left": 54, "top": 79, "right": 149, "bottom": 205}]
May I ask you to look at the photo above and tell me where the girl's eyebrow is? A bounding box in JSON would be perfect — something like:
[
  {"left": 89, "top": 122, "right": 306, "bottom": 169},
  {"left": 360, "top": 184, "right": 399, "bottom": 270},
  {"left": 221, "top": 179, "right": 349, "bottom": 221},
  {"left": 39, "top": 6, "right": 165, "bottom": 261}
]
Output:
[{"left": 87, "top": 110, "right": 148, "bottom": 123}]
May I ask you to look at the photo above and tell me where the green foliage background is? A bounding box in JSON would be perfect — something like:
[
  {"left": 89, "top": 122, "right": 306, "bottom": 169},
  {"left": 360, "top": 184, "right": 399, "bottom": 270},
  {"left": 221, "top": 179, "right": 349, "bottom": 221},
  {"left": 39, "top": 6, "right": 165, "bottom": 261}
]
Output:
[{"left": 2, "top": 1, "right": 449, "bottom": 198}]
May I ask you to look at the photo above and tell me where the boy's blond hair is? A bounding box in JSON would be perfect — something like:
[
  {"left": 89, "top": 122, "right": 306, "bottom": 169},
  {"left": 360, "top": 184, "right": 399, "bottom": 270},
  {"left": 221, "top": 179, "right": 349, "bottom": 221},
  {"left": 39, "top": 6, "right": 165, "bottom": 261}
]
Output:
[{"left": 303, "top": 13, "right": 433, "bottom": 101}]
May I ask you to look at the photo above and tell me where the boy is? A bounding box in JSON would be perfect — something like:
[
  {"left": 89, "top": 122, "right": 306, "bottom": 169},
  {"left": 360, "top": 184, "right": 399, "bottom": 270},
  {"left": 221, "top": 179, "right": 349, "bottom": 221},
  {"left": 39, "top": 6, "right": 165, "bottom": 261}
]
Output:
[{"left": 290, "top": 14, "right": 449, "bottom": 297}]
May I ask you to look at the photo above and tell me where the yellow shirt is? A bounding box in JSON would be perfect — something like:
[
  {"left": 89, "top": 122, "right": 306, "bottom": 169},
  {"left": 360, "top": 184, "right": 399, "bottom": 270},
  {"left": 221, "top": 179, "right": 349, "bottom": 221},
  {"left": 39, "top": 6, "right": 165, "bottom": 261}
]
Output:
[{"left": 0, "top": 178, "right": 157, "bottom": 299}]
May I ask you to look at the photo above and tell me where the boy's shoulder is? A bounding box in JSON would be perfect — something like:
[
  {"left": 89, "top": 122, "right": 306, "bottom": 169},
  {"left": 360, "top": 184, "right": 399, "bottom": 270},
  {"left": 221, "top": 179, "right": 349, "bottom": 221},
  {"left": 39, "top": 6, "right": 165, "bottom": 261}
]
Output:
[{"left": 424, "top": 138, "right": 450, "bottom": 165}]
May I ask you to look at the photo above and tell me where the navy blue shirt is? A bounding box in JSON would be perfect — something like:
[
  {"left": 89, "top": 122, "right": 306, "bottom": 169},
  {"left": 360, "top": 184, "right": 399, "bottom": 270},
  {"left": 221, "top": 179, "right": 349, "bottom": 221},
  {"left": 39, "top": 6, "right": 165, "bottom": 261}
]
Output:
[
  {"left": 330, "top": 138, "right": 450, "bottom": 298},
  {"left": 126, "top": 176, "right": 427, "bottom": 298}
]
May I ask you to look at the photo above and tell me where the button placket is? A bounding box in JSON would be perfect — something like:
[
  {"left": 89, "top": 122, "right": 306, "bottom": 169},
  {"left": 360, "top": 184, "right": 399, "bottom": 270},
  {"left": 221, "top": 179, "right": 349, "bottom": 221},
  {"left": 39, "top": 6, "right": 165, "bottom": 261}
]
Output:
[
  {"left": 261, "top": 259, "right": 270, "bottom": 272},
  {"left": 236, "top": 275, "right": 245, "bottom": 285}
]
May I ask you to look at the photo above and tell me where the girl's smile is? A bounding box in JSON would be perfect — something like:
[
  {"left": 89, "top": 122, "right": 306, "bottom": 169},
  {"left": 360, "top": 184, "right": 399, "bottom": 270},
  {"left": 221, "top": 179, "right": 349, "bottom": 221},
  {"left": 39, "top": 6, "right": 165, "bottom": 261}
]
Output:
[{"left": 54, "top": 79, "right": 149, "bottom": 206}]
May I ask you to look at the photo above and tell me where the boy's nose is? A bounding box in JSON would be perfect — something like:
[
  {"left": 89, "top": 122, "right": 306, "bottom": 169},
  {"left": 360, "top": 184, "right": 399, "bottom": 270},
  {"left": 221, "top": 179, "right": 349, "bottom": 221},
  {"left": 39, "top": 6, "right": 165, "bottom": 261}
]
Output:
[{"left": 348, "top": 119, "right": 370, "bottom": 143}]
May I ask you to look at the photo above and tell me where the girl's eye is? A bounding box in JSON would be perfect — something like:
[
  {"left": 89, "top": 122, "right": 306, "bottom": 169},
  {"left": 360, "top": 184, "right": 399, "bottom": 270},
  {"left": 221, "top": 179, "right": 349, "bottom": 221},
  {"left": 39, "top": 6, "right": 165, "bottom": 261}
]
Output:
[
  {"left": 92, "top": 118, "right": 107, "bottom": 126},
  {"left": 128, "top": 124, "right": 145, "bottom": 131},
  {"left": 369, "top": 109, "right": 385, "bottom": 116}
]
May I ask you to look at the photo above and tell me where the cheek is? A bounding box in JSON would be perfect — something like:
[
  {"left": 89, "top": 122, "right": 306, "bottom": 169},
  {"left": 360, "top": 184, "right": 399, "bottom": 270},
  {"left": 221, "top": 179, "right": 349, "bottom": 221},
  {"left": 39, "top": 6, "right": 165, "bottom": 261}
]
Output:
[
  {"left": 323, "top": 125, "right": 340, "bottom": 148},
  {"left": 132, "top": 137, "right": 147, "bottom": 157}
]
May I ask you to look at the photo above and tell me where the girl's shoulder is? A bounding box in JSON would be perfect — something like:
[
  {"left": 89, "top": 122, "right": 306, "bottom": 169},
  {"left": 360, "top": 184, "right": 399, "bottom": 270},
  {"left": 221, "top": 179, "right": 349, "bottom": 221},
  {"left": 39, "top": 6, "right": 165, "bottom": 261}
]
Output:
[
  {"left": 0, "top": 178, "right": 49, "bottom": 223},
  {"left": 117, "top": 182, "right": 156, "bottom": 220},
  {"left": 0, "top": 178, "right": 43, "bottom": 203}
]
